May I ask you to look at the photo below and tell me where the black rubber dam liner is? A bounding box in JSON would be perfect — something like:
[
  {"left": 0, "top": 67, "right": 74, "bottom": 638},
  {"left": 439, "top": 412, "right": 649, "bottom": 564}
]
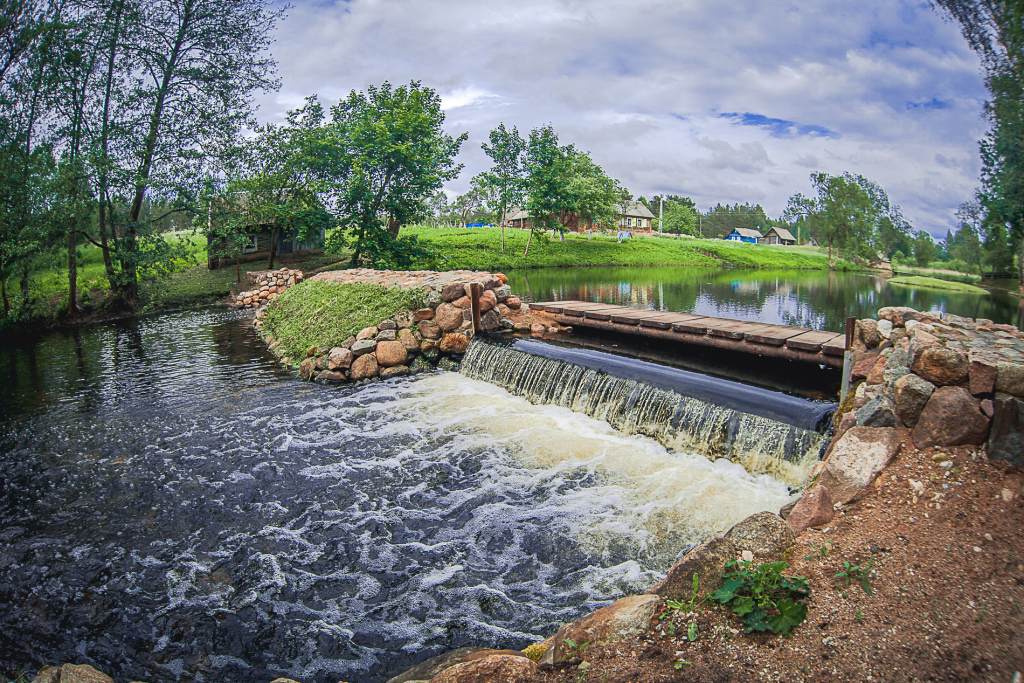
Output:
[{"left": 460, "top": 337, "right": 838, "bottom": 486}]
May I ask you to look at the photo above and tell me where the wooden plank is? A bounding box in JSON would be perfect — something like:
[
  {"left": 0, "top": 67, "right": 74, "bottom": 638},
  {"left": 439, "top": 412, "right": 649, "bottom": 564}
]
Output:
[
  {"left": 744, "top": 325, "right": 811, "bottom": 347},
  {"left": 704, "top": 318, "right": 760, "bottom": 340},
  {"left": 583, "top": 306, "right": 632, "bottom": 321},
  {"left": 531, "top": 301, "right": 582, "bottom": 314},
  {"left": 785, "top": 330, "right": 841, "bottom": 353},
  {"left": 609, "top": 309, "right": 675, "bottom": 325},
  {"left": 639, "top": 313, "right": 699, "bottom": 330},
  {"left": 822, "top": 336, "right": 848, "bottom": 356},
  {"left": 558, "top": 302, "right": 616, "bottom": 317}
]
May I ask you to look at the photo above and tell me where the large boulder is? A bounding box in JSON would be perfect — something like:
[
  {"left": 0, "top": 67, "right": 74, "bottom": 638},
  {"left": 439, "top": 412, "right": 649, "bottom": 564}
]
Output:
[
  {"left": 850, "top": 350, "right": 880, "bottom": 382},
  {"left": 817, "top": 427, "right": 901, "bottom": 504},
  {"left": 858, "top": 319, "right": 881, "bottom": 349},
  {"left": 414, "top": 307, "right": 435, "bottom": 321},
  {"left": 399, "top": 328, "right": 420, "bottom": 354},
  {"left": 894, "top": 374, "right": 935, "bottom": 428},
  {"left": 431, "top": 654, "right": 537, "bottom": 683},
  {"left": 877, "top": 306, "right": 927, "bottom": 326},
  {"left": 350, "top": 353, "right": 379, "bottom": 380},
  {"left": 912, "top": 386, "right": 990, "bottom": 448},
  {"left": 376, "top": 340, "right": 408, "bottom": 368},
  {"left": 478, "top": 289, "right": 497, "bottom": 313},
  {"left": 786, "top": 486, "right": 834, "bottom": 536},
  {"left": 541, "top": 595, "right": 660, "bottom": 666},
  {"left": 441, "top": 282, "right": 466, "bottom": 302},
  {"left": 912, "top": 347, "right": 969, "bottom": 386},
  {"left": 381, "top": 366, "right": 411, "bottom": 379},
  {"left": 387, "top": 647, "right": 514, "bottom": 683},
  {"left": 505, "top": 295, "right": 522, "bottom": 310},
  {"left": 351, "top": 339, "right": 378, "bottom": 356},
  {"left": 877, "top": 319, "right": 894, "bottom": 339},
  {"left": 419, "top": 321, "right": 441, "bottom": 340},
  {"left": 724, "top": 511, "right": 795, "bottom": 557},
  {"left": 969, "top": 357, "right": 998, "bottom": 395},
  {"left": 480, "top": 309, "right": 500, "bottom": 331},
  {"left": 328, "top": 347, "right": 353, "bottom": 371},
  {"left": 854, "top": 396, "right": 896, "bottom": 428},
  {"left": 439, "top": 333, "right": 469, "bottom": 354},
  {"left": 987, "top": 393, "right": 1024, "bottom": 467},
  {"left": 865, "top": 355, "right": 889, "bottom": 385},
  {"left": 435, "top": 303, "right": 465, "bottom": 332},
  {"left": 648, "top": 536, "right": 736, "bottom": 601},
  {"left": 54, "top": 665, "right": 113, "bottom": 683},
  {"left": 995, "top": 362, "right": 1024, "bottom": 397},
  {"left": 356, "top": 326, "right": 378, "bottom": 341}
]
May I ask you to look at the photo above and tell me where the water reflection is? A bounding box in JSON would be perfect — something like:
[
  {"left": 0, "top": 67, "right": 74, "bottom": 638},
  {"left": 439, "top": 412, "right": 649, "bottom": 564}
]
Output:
[{"left": 507, "top": 267, "right": 1023, "bottom": 331}]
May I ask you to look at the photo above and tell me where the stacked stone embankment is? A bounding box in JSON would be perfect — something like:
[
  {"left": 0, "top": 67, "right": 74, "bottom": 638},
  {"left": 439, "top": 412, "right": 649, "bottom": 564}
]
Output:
[
  {"left": 253, "top": 269, "right": 530, "bottom": 383},
  {"left": 232, "top": 268, "right": 304, "bottom": 309}
]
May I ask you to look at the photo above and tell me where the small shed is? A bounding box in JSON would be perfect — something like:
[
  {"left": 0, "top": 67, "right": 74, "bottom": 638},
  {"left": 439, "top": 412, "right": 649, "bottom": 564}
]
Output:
[
  {"left": 763, "top": 227, "right": 796, "bottom": 246},
  {"left": 726, "top": 228, "right": 764, "bottom": 244}
]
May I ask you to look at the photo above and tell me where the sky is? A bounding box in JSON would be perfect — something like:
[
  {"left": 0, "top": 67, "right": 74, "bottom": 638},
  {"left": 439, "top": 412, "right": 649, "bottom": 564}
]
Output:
[{"left": 256, "top": 0, "right": 989, "bottom": 239}]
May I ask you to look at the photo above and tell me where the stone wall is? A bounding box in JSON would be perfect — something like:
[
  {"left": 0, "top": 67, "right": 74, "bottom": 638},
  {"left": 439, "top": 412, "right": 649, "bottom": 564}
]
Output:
[
  {"left": 837, "top": 306, "right": 1023, "bottom": 465},
  {"left": 232, "top": 268, "right": 304, "bottom": 309},
  {"left": 254, "top": 269, "right": 526, "bottom": 383}
]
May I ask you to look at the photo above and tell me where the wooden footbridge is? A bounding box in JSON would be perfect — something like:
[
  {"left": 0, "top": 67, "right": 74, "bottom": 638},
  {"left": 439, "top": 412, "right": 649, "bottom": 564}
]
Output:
[{"left": 529, "top": 301, "right": 847, "bottom": 369}]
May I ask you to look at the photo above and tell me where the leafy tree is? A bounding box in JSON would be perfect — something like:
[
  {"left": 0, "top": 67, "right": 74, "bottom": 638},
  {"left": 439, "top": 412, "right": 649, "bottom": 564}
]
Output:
[
  {"left": 480, "top": 122, "right": 526, "bottom": 252},
  {"left": 700, "top": 203, "right": 768, "bottom": 240},
  {"left": 912, "top": 230, "right": 938, "bottom": 266},
  {"left": 323, "top": 81, "right": 466, "bottom": 268},
  {"left": 950, "top": 200, "right": 986, "bottom": 275},
  {"left": 452, "top": 175, "right": 493, "bottom": 226}
]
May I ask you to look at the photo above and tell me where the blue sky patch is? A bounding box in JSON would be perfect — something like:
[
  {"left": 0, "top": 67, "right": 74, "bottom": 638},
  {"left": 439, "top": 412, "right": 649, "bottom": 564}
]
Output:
[
  {"left": 720, "top": 113, "right": 836, "bottom": 139},
  {"left": 907, "top": 98, "right": 950, "bottom": 109}
]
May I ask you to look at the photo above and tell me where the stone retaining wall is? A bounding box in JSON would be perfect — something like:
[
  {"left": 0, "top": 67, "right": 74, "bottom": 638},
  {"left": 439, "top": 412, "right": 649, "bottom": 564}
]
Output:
[
  {"left": 253, "top": 269, "right": 528, "bottom": 383},
  {"left": 232, "top": 268, "right": 304, "bottom": 309}
]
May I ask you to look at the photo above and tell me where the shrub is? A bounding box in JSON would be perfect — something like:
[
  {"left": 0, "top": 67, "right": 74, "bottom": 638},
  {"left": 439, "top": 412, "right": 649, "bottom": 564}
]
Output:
[{"left": 712, "top": 560, "right": 811, "bottom": 635}]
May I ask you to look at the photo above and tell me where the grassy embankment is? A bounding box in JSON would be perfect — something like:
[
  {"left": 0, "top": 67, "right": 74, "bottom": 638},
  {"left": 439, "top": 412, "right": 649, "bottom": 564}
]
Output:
[
  {"left": 891, "top": 264, "right": 983, "bottom": 284},
  {"left": 260, "top": 280, "right": 426, "bottom": 361},
  {"left": 888, "top": 275, "right": 989, "bottom": 294},
  {"left": 400, "top": 225, "right": 858, "bottom": 272}
]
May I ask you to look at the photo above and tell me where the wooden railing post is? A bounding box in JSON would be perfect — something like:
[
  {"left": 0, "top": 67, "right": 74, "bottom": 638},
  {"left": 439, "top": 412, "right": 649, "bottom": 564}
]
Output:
[
  {"left": 840, "top": 316, "right": 856, "bottom": 403},
  {"left": 470, "top": 283, "right": 482, "bottom": 334}
]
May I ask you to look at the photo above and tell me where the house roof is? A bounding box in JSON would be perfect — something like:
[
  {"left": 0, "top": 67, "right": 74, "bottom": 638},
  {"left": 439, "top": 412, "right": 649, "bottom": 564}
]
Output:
[
  {"left": 618, "top": 201, "right": 656, "bottom": 219},
  {"left": 767, "top": 227, "right": 796, "bottom": 241},
  {"left": 730, "top": 228, "right": 764, "bottom": 239}
]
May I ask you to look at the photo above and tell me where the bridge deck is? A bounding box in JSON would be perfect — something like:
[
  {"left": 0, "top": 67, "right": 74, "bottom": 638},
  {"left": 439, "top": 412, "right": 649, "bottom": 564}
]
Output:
[{"left": 529, "top": 301, "right": 846, "bottom": 368}]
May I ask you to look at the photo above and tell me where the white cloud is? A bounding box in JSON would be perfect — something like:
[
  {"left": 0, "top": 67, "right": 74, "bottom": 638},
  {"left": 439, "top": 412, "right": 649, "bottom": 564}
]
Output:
[{"left": 256, "top": 0, "right": 989, "bottom": 238}]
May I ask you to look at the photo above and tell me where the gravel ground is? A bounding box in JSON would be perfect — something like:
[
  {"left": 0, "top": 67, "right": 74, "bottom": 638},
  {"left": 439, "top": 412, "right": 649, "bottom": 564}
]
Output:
[{"left": 529, "top": 432, "right": 1024, "bottom": 683}]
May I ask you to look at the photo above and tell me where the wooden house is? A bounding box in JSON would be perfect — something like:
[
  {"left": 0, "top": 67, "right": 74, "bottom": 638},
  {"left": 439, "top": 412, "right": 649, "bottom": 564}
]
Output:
[
  {"left": 762, "top": 227, "right": 796, "bottom": 246},
  {"left": 206, "top": 191, "right": 325, "bottom": 270},
  {"left": 505, "top": 201, "right": 657, "bottom": 233},
  {"left": 726, "top": 228, "right": 764, "bottom": 244}
]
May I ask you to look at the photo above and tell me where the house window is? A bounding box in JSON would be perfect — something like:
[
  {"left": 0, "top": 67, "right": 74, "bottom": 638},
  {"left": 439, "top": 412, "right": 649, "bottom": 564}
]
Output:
[
  {"left": 627, "top": 218, "right": 633, "bottom": 227},
  {"left": 241, "top": 235, "right": 258, "bottom": 254}
]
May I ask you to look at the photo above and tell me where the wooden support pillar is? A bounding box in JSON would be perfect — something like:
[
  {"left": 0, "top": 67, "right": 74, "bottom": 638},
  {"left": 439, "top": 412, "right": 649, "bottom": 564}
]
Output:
[
  {"left": 840, "top": 316, "right": 856, "bottom": 403},
  {"left": 470, "top": 283, "right": 482, "bottom": 334}
]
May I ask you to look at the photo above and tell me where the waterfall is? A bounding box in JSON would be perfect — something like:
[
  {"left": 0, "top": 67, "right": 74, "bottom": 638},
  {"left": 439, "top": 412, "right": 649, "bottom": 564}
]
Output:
[{"left": 459, "top": 338, "right": 835, "bottom": 487}]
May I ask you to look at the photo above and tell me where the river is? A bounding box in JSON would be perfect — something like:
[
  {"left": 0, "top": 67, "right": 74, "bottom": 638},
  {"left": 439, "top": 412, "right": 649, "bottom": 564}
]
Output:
[
  {"left": 505, "top": 266, "right": 1024, "bottom": 330},
  {"left": 0, "top": 309, "right": 794, "bottom": 683}
]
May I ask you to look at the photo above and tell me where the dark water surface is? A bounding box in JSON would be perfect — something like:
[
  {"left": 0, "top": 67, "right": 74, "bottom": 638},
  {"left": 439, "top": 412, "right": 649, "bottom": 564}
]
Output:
[
  {"left": 506, "top": 267, "right": 1024, "bottom": 331},
  {"left": 0, "top": 309, "right": 793, "bottom": 683}
]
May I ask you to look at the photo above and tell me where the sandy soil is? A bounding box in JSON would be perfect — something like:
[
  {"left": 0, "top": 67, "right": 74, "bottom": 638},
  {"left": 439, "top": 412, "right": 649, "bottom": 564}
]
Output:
[{"left": 529, "top": 433, "right": 1024, "bottom": 683}]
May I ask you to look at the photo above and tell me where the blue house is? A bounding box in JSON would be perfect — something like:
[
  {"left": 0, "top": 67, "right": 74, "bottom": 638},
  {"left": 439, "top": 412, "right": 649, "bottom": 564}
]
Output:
[{"left": 726, "top": 228, "right": 764, "bottom": 244}]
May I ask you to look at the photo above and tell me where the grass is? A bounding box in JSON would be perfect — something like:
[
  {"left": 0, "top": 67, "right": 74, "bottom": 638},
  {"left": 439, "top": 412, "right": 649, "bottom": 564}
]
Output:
[
  {"left": 888, "top": 275, "right": 988, "bottom": 294},
  {"left": 260, "top": 280, "right": 427, "bottom": 361},
  {"left": 892, "top": 265, "right": 982, "bottom": 284},
  {"left": 401, "top": 225, "right": 858, "bottom": 272}
]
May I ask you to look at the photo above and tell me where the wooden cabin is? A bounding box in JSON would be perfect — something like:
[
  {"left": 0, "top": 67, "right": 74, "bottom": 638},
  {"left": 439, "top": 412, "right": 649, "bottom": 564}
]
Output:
[
  {"left": 505, "top": 201, "right": 657, "bottom": 233},
  {"left": 762, "top": 227, "right": 796, "bottom": 246},
  {"left": 726, "top": 228, "right": 764, "bottom": 244},
  {"left": 206, "top": 191, "right": 325, "bottom": 270}
]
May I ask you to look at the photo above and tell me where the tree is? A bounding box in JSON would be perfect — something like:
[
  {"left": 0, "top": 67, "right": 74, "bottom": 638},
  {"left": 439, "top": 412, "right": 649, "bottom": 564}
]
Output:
[
  {"left": 480, "top": 122, "right": 526, "bottom": 252},
  {"left": 324, "top": 80, "right": 466, "bottom": 267},
  {"left": 452, "top": 175, "right": 492, "bottom": 226},
  {"left": 950, "top": 199, "right": 986, "bottom": 275},
  {"left": 784, "top": 172, "right": 877, "bottom": 268},
  {"left": 912, "top": 230, "right": 938, "bottom": 266}
]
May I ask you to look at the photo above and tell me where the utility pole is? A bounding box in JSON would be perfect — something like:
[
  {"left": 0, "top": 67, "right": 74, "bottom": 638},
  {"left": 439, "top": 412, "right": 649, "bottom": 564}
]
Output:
[{"left": 659, "top": 196, "right": 663, "bottom": 234}]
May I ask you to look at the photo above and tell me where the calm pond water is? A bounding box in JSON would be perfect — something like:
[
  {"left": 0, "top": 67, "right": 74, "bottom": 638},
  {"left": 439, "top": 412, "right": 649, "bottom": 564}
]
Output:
[
  {"left": 0, "top": 309, "right": 794, "bottom": 683},
  {"left": 506, "top": 267, "right": 1024, "bottom": 331}
]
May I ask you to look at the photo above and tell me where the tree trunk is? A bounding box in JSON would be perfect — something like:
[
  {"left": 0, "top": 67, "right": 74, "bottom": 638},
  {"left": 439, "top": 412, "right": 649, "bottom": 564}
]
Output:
[
  {"left": 1018, "top": 240, "right": 1023, "bottom": 295},
  {"left": 388, "top": 216, "right": 400, "bottom": 237},
  {"left": 267, "top": 226, "right": 279, "bottom": 270},
  {"left": 1, "top": 275, "right": 9, "bottom": 315},
  {"left": 98, "top": 198, "right": 117, "bottom": 293},
  {"left": 500, "top": 205, "right": 505, "bottom": 253},
  {"left": 523, "top": 229, "right": 533, "bottom": 258},
  {"left": 67, "top": 230, "right": 78, "bottom": 319},
  {"left": 236, "top": 255, "right": 241, "bottom": 284},
  {"left": 21, "top": 264, "right": 29, "bottom": 301}
]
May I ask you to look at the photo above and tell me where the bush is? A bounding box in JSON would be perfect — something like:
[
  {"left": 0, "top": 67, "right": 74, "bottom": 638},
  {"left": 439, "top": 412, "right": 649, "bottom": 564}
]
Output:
[{"left": 712, "top": 560, "right": 811, "bottom": 635}]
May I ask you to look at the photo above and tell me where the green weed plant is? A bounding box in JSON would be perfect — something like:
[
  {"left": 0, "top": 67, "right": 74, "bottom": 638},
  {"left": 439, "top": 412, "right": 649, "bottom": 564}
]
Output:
[{"left": 712, "top": 560, "right": 811, "bottom": 635}]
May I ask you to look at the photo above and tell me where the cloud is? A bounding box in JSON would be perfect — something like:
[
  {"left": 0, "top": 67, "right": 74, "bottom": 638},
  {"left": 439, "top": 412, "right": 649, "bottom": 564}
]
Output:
[{"left": 257, "top": 0, "right": 989, "bottom": 238}]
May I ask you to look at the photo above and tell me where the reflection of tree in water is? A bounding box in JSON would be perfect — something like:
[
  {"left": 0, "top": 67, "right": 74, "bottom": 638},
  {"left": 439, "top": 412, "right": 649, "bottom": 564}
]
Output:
[{"left": 506, "top": 267, "right": 1022, "bottom": 330}]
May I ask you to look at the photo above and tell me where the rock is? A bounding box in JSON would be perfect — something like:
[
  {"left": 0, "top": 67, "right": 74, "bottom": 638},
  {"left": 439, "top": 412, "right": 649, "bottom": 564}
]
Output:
[
  {"left": 494, "top": 285, "right": 511, "bottom": 302},
  {"left": 350, "top": 353, "right": 379, "bottom": 380},
  {"left": 500, "top": 318, "right": 515, "bottom": 330},
  {"left": 480, "top": 309, "right": 500, "bottom": 331},
  {"left": 357, "top": 326, "right": 378, "bottom": 341},
  {"left": 786, "top": 486, "right": 834, "bottom": 536},
  {"left": 865, "top": 355, "right": 889, "bottom": 385},
  {"left": 891, "top": 328, "right": 909, "bottom": 346},
  {"left": 894, "top": 374, "right": 935, "bottom": 428},
  {"left": 724, "top": 511, "right": 795, "bottom": 557},
  {"left": 379, "top": 320, "right": 397, "bottom": 331},
  {"left": 386, "top": 647, "right": 492, "bottom": 683},
  {"left": 431, "top": 654, "right": 537, "bottom": 683},
  {"left": 912, "top": 347, "right": 969, "bottom": 386},
  {"left": 376, "top": 329, "right": 397, "bottom": 342},
  {"left": 851, "top": 351, "right": 880, "bottom": 382},
  {"left": 328, "top": 347, "right": 353, "bottom": 370},
  {"left": 381, "top": 366, "right": 410, "bottom": 380},
  {"left": 399, "top": 328, "right": 419, "bottom": 353},
  {"left": 981, "top": 398, "right": 994, "bottom": 418},
  {"left": 419, "top": 321, "right": 442, "bottom": 340},
  {"left": 912, "top": 386, "right": 990, "bottom": 448},
  {"left": 877, "top": 319, "right": 893, "bottom": 339},
  {"left": 435, "top": 303, "right": 465, "bottom": 332},
  {"left": 496, "top": 303, "right": 511, "bottom": 317},
  {"left": 530, "top": 323, "right": 546, "bottom": 334},
  {"left": 778, "top": 500, "right": 797, "bottom": 519},
  {"left": 987, "top": 393, "right": 1024, "bottom": 467},
  {"left": 648, "top": 537, "right": 737, "bottom": 601},
  {"left": 427, "top": 290, "right": 443, "bottom": 307},
  {"left": 877, "top": 306, "right": 926, "bottom": 326},
  {"left": 543, "top": 595, "right": 660, "bottom": 665},
  {"left": 854, "top": 395, "right": 896, "bottom": 428},
  {"left": 995, "top": 362, "right": 1024, "bottom": 397},
  {"left": 270, "top": 679, "right": 302, "bottom": 683},
  {"left": 453, "top": 295, "right": 472, "bottom": 309},
  {"left": 351, "top": 339, "right": 378, "bottom": 356},
  {"left": 376, "top": 340, "right": 409, "bottom": 367},
  {"left": 505, "top": 295, "right": 522, "bottom": 310},
  {"left": 299, "top": 358, "right": 315, "bottom": 380},
  {"left": 479, "top": 289, "right": 497, "bottom": 313},
  {"left": 57, "top": 665, "right": 114, "bottom": 683},
  {"left": 441, "top": 282, "right": 466, "bottom": 302},
  {"left": 858, "top": 319, "right": 881, "bottom": 348},
  {"left": 969, "top": 358, "right": 998, "bottom": 395},
  {"left": 513, "top": 322, "right": 532, "bottom": 332},
  {"left": 414, "top": 308, "right": 435, "bottom": 321},
  {"left": 316, "top": 370, "right": 348, "bottom": 382},
  {"left": 817, "top": 427, "right": 901, "bottom": 504},
  {"left": 341, "top": 336, "right": 356, "bottom": 349},
  {"left": 439, "top": 333, "right": 469, "bottom": 354}
]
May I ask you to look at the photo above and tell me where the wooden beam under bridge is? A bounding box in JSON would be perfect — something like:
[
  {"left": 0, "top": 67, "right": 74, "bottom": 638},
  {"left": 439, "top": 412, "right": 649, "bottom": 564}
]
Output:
[{"left": 529, "top": 300, "right": 846, "bottom": 369}]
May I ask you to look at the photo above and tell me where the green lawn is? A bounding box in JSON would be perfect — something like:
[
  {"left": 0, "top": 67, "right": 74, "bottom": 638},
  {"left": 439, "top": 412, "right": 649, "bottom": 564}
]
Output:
[
  {"left": 401, "top": 226, "right": 857, "bottom": 272},
  {"left": 888, "top": 275, "right": 988, "bottom": 294}
]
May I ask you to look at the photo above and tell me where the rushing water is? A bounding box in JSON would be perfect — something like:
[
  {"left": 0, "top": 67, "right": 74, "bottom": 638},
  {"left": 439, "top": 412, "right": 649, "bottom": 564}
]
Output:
[
  {"left": 0, "top": 310, "right": 796, "bottom": 683},
  {"left": 506, "top": 266, "right": 1024, "bottom": 330}
]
